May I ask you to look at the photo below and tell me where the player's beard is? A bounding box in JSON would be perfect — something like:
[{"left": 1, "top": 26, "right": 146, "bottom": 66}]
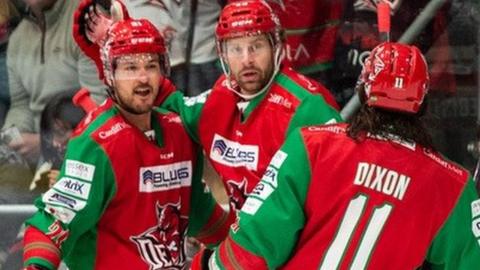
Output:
[
  {"left": 235, "top": 66, "right": 273, "bottom": 95},
  {"left": 115, "top": 84, "right": 156, "bottom": 115}
]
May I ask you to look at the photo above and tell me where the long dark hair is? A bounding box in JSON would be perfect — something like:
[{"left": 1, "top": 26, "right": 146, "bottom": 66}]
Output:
[{"left": 347, "top": 87, "right": 435, "bottom": 150}]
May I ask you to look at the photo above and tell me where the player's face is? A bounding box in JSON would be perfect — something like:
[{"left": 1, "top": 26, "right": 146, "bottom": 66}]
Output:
[
  {"left": 224, "top": 34, "right": 274, "bottom": 95},
  {"left": 112, "top": 53, "right": 162, "bottom": 115}
]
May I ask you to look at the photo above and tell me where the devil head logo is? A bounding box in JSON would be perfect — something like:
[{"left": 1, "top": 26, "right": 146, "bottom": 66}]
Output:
[
  {"left": 227, "top": 179, "right": 249, "bottom": 211},
  {"left": 130, "top": 201, "right": 188, "bottom": 270}
]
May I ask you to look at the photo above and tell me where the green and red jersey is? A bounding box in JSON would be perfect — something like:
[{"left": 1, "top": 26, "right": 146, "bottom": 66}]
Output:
[
  {"left": 161, "top": 66, "right": 342, "bottom": 212},
  {"left": 24, "top": 99, "right": 232, "bottom": 270},
  {"left": 211, "top": 123, "right": 480, "bottom": 269}
]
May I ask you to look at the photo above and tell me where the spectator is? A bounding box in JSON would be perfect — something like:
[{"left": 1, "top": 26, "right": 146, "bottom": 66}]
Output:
[
  {"left": 124, "top": 0, "right": 223, "bottom": 96},
  {"left": 0, "top": 0, "right": 21, "bottom": 128},
  {"left": 29, "top": 90, "right": 86, "bottom": 193},
  {"left": 192, "top": 42, "right": 480, "bottom": 270},
  {"left": 0, "top": 1, "right": 32, "bottom": 256},
  {"left": 0, "top": 90, "right": 84, "bottom": 269},
  {"left": 23, "top": 5, "right": 233, "bottom": 270},
  {"left": 5, "top": 0, "right": 106, "bottom": 165}
]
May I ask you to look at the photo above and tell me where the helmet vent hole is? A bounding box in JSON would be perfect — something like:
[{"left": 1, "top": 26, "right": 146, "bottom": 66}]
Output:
[{"left": 233, "top": 10, "right": 251, "bottom": 16}]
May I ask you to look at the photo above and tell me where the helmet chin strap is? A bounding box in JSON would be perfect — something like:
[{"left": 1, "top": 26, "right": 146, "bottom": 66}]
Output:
[{"left": 220, "top": 37, "right": 285, "bottom": 101}]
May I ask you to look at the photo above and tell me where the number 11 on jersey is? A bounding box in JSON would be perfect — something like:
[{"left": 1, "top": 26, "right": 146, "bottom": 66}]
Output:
[{"left": 320, "top": 194, "right": 393, "bottom": 270}]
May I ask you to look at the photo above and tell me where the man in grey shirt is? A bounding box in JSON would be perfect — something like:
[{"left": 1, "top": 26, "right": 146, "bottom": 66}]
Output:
[{"left": 5, "top": 0, "right": 106, "bottom": 164}]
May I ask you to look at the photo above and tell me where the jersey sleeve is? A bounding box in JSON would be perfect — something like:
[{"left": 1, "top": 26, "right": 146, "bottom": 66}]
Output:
[
  {"left": 160, "top": 90, "right": 210, "bottom": 142},
  {"left": 210, "top": 128, "right": 311, "bottom": 269},
  {"left": 424, "top": 177, "right": 480, "bottom": 270},
  {"left": 24, "top": 135, "right": 116, "bottom": 268},
  {"left": 287, "top": 94, "right": 343, "bottom": 135},
  {"left": 187, "top": 150, "right": 235, "bottom": 247}
]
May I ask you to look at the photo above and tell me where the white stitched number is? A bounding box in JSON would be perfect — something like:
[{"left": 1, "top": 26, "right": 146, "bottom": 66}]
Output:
[
  {"left": 394, "top": 77, "right": 404, "bottom": 88},
  {"left": 319, "top": 195, "right": 393, "bottom": 270}
]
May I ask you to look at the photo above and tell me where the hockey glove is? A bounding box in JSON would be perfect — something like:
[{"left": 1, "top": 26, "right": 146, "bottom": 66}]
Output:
[{"left": 73, "top": 0, "right": 113, "bottom": 80}]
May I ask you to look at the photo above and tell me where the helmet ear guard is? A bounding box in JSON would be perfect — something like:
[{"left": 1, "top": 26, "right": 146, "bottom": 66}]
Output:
[{"left": 359, "top": 42, "right": 429, "bottom": 114}]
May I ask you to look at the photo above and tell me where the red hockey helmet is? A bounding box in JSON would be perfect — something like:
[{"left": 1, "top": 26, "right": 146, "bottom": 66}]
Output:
[
  {"left": 216, "top": 0, "right": 281, "bottom": 42},
  {"left": 360, "top": 42, "right": 429, "bottom": 114},
  {"left": 101, "top": 18, "right": 169, "bottom": 86}
]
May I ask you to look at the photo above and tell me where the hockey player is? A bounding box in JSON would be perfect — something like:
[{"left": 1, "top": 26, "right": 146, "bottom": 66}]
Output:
[
  {"left": 192, "top": 43, "right": 480, "bottom": 269},
  {"left": 159, "top": 0, "right": 342, "bottom": 213},
  {"left": 22, "top": 8, "right": 233, "bottom": 270}
]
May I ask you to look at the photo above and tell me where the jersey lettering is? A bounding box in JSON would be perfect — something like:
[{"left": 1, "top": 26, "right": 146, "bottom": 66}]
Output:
[{"left": 353, "top": 162, "right": 411, "bottom": 200}]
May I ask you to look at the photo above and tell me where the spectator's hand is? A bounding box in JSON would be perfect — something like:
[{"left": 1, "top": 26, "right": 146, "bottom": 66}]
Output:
[
  {"left": 9, "top": 132, "right": 40, "bottom": 160},
  {"left": 48, "top": 170, "right": 60, "bottom": 188}
]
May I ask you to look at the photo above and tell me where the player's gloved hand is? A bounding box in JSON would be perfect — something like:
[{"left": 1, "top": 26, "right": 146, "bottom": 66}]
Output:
[
  {"left": 190, "top": 247, "right": 213, "bottom": 270},
  {"left": 73, "top": 0, "right": 113, "bottom": 80}
]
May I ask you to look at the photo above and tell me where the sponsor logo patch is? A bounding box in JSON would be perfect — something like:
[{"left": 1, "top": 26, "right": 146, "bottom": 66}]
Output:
[
  {"left": 250, "top": 182, "right": 274, "bottom": 201},
  {"left": 54, "top": 177, "right": 91, "bottom": 200},
  {"left": 210, "top": 134, "right": 259, "bottom": 170},
  {"left": 473, "top": 218, "right": 480, "bottom": 238},
  {"left": 262, "top": 166, "right": 278, "bottom": 188},
  {"left": 46, "top": 206, "right": 77, "bottom": 224},
  {"left": 65, "top": 160, "right": 95, "bottom": 182},
  {"left": 43, "top": 189, "right": 86, "bottom": 212},
  {"left": 309, "top": 125, "right": 345, "bottom": 134},
  {"left": 241, "top": 197, "right": 263, "bottom": 215},
  {"left": 184, "top": 90, "right": 210, "bottom": 106},
  {"left": 270, "top": 150, "right": 287, "bottom": 169},
  {"left": 98, "top": 122, "right": 129, "bottom": 139},
  {"left": 472, "top": 199, "right": 480, "bottom": 218},
  {"left": 139, "top": 161, "right": 192, "bottom": 193},
  {"left": 472, "top": 199, "right": 480, "bottom": 243},
  {"left": 267, "top": 93, "right": 292, "bottom": 109},
  {"left": 423, "top": 149, "right": 464, "bottom": 176},
  {"left": 160, "top": 152, "right": 174, "bottom": 160}
]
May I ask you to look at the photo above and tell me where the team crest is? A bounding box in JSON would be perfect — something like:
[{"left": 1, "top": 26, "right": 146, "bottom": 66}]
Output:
[
  {"left": 227, "top": 179, "right": 249, "bottom": 211},
  {"left": 131, "top": 201, "right": 188, "bottom": 270}
]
